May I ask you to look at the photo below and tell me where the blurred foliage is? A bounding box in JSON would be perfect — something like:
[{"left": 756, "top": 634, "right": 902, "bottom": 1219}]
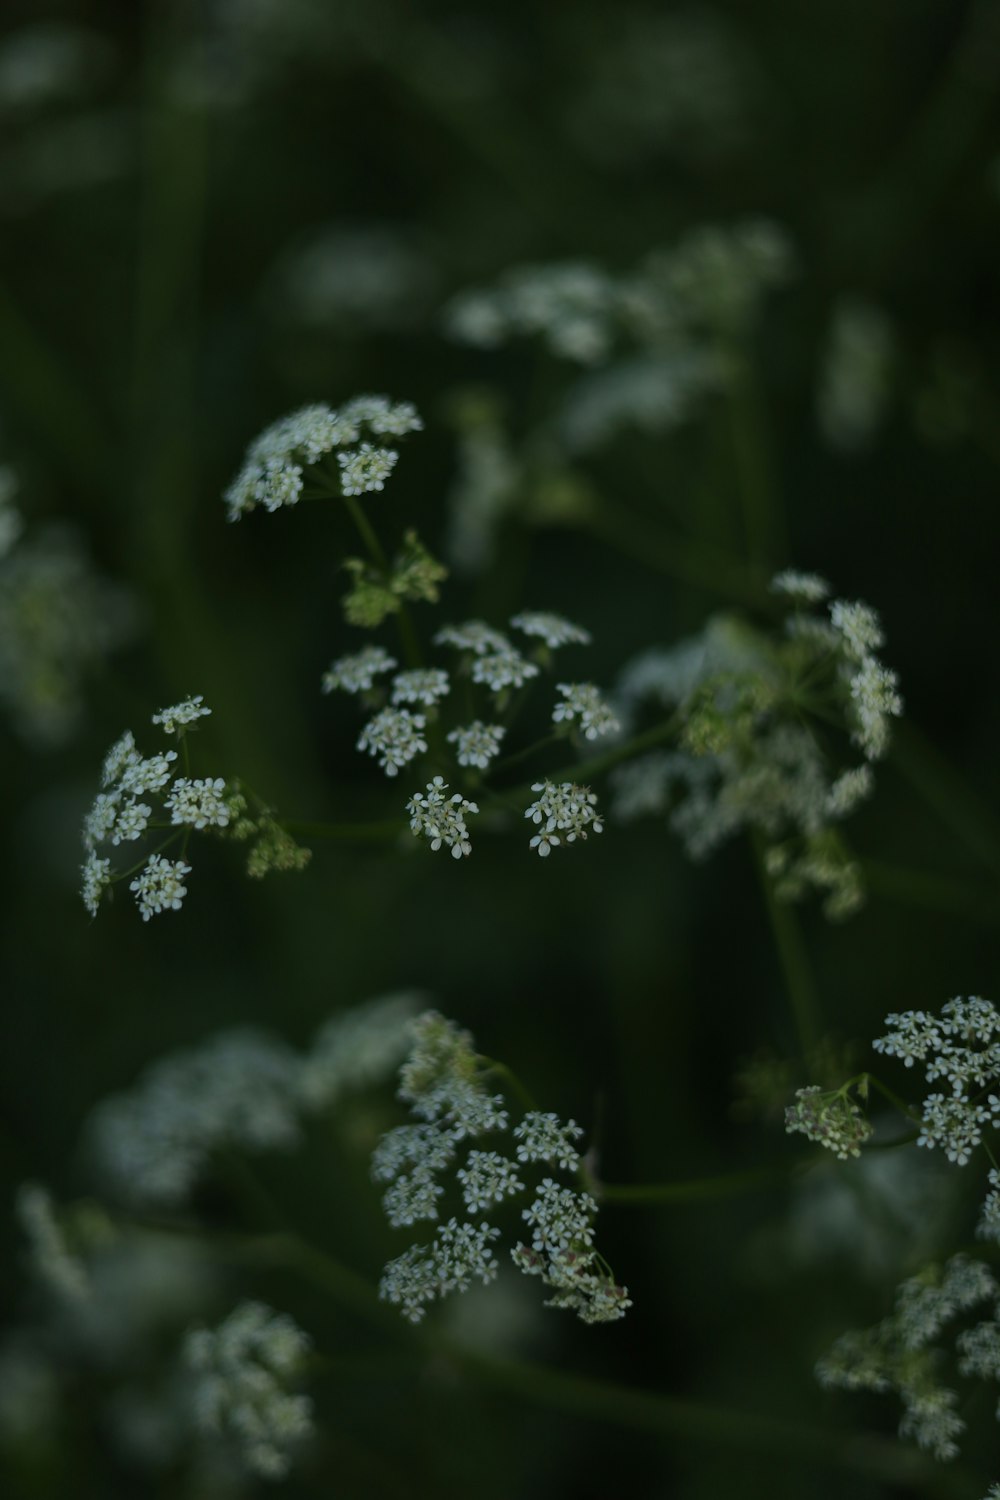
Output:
[{"left": 2, "top": 1, "right": 1000, "bottom": 1497}]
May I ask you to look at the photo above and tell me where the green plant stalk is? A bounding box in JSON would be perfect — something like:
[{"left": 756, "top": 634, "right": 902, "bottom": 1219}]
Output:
[{"left": 751, "top": 834, "right": 823, "bottom": 1058}]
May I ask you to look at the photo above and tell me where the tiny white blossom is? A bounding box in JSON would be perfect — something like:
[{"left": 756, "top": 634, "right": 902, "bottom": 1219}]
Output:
[
  {"left": 525, "top": 781, "right": 604, "bottom": 856},
  {"left": 342, "top": 394, "right": 423, "bottom": 436},
  {"left": 391, "top": 668, "right": 451, "bottom": 707},
  {"left": 785, "top": 1086, "right": 873, "bottom": 1161},
  {"left": 119, "top": 750, "right": 178, "bottom": 797},
  {"left": 164, "top": 777, "right": 231, "bottom": 830},
  {"left": 101, "top": 729, "right": 139, "bottom": 788},
  {"left": 552, "top": 682, "right": 620, "bottom": 740},
  {"left": 129, "top": 854, "right": 192, "bottom": 921},
  {"left": 80, "top": 852, "right": 112, "bottom": 916},
  {"left": 357, "top": 708, "right": 427, "bottom": 776},
  {"left": 456, "top": 1150, "right": 525, "bottom": 1213},
  {"left": 185, "top": 1302, "right": 312, "bottom": 1480},
  {"left": 848, "top": 656, "right": 903, "bottom": 760},
  {"left": 917, "top": 1094, "right": 991, "bottom": 1165},
  {"left": 407, "top": 776, "right": 479, "bottom": 858},
  {"left": 472, "top": 649, "right": 540, "bottom": 693},
  {"left": 513, "top": 1112, "right": 583, "bottom": 1170},
  {"left": 770, "top": 570, "right": 831, "bottom": 603},
  {"left": 83, "top": 791, "right": 120, "bottom": 849},
  {"left": 830, "top": 599, "right": 886, "bottom": 660},
  {"left": 522, "top": 1179, "right": 597, "bottom": 1254},
  {"left": 110, "top": 798, "right": 152, "bottom": 845},
  {"left": 434, "top": 621, "right": 510, "bottom": 655},
  {"left": 337, "top": 442, "right": 398, "bottom": 496},
  {"left": 447, "top": 721, "right": 506, "bottom": 769},
  {"left": 510, "top": 612, "right": 592, "bottom": 649},
  {"left": 151, "top": 695, "right": 211, "bottom": 734},
  {"left": 321, "top": 644, "right": 398, "bottom": 695}
]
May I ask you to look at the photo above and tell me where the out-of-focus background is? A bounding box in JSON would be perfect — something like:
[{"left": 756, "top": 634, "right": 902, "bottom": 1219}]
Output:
[{"left": 2, "top": 2, "right": 1000, "bottom": 1496}]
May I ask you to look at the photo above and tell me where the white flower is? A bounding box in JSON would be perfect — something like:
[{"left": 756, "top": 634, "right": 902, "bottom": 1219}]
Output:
[
  {"left": 524, "top": 781, "right": 604, "bottom": 856},
  {"left": 456, "top": 1150, "right": 525, "bottom": 1213},
  {"left": 119, "top": 750, "right": 178, "bottom": 797},
  {"left": 917, "top": 1094, "right": 991, "bottom": 1165},
  {"left": 433, "top": 620, "right": 510, "bottom": 655},
  {"left": 321, "top": 644, "right": 398, "bottom": 695},
  {"left": 784, "top": 1086, "right": 873, "bottom": 1161},
  {"left": 164, "top": 777, "right": 231, "bottom": 830},
  {"left": 552, "top": 682, "right": 620, "bottom": 740},
  {"left": 407, "top": 776, "right": 479, "bottom": 859},
  {"left": 513, "top": 1112, "right": 583, "bottom": 1169},
  {"left": 129, "top": 854, "right": 192, "bottom": 921},
  {"left": 110, "top": 799, "right": 152, "bottom": 845},
  {"left": 151, "top": 695, "right": 211, "bottom": 734},
  {"left": 510, "top": 612, "right": 592, "bottom": 649},
  {"left": 522, "top": 1179, "right": 597, "bottom": 1254},
  {"left": 83, "top": 791, "right": 120, "bottom": 849},
  {"left": 101, "top": 729, "right": 139, "bottom": 788},
  {"left": 848, "top": 656, "right": 903, "bottom": 760},
  {"left": 357, "top": 708, "right": 427, "bottom": 776},
  {"left": 80, "top": 852, "right": 112, "bottom": 916},
  {"left": 341, "top": 394, "right": 423, "bottom": 436},
  {"left": 185, "top": 1302, "right": 312, "bottom": 1480},
  {"left": 771, "top": 570, "right": 831, "bottom": 603},
  {"left": 391, "top": 668, "right": 451, "bottom": 707},
  {"left": 337, "top": 442, "right": 398, "bottom": 496},
  {"left": 830, "top": 599, "right": 886, "bottom": 661},
  {"left": 472, "top": 649, "right": 540, "bottom": 693},
  {"left": 447, "top": 721, "right": 506, "bottom": 769},
  {"left": 300, "top": 992, "right": 423, "bottom": 1112}
]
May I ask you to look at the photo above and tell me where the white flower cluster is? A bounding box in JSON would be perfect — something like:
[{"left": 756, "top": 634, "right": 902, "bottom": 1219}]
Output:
[
  {"left": 0, "top": 522, "right": 135, "bottom": 747},
  {"left": 552, "top": 682, "right": 620, "bottom": 741},
  {"left": 321, "top": 609, "right": 607, "bottom": 861},
  {"left": 817, "top": 1256, "right": 998, "bottom": 1463},
  {"left": 446, "top": 262, "right": 621, "bottom": 364},
  {"left": 224, "top": 395, "right": 422, "bottom": 520},
  {"left": 357, "top": 706, "right": 428, "bottom": 776},
  {"left": 817, "top": 297, "right": 894, "bottom": 452},
  {"left": 185, "top": 1301, "right": 312, "bottom": 1479},
  {"left": 16, "top": 1184, "right": 89, "bottom": 1304},
  {"left": 376, "top": 1013, "right": 629, "bottom": 1327},
  {"left": 874, "top": 997, "right": 1000, "bottom": 1167},
  {"left": 525, "top": 781, "right": 604, "bottom": 857},
  {"left": 407, "top": 777, "right": 479, "bottom": 859},
  {"left": 611, "top": 577, "right": 900, "bottom": 917},
  {"left": 80, "top": 701, "right": 232, "bottom": 921},
  {"left": 784, "top": 1085, "right": 874, "bottom": 1162},
  {"left": 88, "top": 996, "right": 420, "bottom": 1207}
]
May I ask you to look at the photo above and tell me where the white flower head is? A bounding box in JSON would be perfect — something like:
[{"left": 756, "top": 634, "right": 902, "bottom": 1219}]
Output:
[
  {"left": 81, "top": 852, "right": 112, "bottom": 916},
  {"left": 337, "top": 442, "right": 398, "bottom": 496},
  {"left": 357, "top": 708, "right": 427, "bottom": 777},
  {"left": 407, "top": 776, "right": 479, "bottom": 859},
  {"left": 771, "top": 570, "right": 831, "bottom": 603},
  {"left": 510, "top": 612, "right": 592, "bottom": 649},
  {"left": 164, "top": 777, "right": 231, "bottom": 830},
  {"left": 322, "top": 644, "right": 398, "bottom": 695},
  {"left": 129, "top": 854, "right": 192, "bottom": 921},
  {"left": 101, "top": 729, "right": 139, "bottom": 788},
  {"left": 110, "top": 799, "right": 152, "bottom": 845},
  {"left": 151, "top": 695, "right": 211, "bottom": 735},
  {"left": 119, "top": 750, "right": 178, "bottom": 797},
  {"left": 552, "top": 682, "right": 620, "bottom": 740},
  {"left": 525, "top": 781, "right": 604, "bottom": 856},
  {"left": 447, "top": 721, "right": 506, "bottom": 770},
  {"left": 472, "top": 649, "right": 540, "bottom": 693},
  {"left": 434, "top": 620, "right": 510, "bottom": 656},
  {"left": 391, "top": 668, "right": 451, "bottom": 707}
]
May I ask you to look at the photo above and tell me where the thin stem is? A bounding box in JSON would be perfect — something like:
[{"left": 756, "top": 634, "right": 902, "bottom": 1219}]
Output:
[
  {"left": 585, "top": 506, "right": 770, "bottom": 611},
  {"left": 890, "top": 721, "right": 1000, "bottom": 878},
  {"left": 751, "top": 834, "right": 823, "bottom": 1058},
  {"left": 492, "top": 731, "right": 564, "bottom": 776},
  {"left": 859, "top": 1074, "right": 924, "bottom": 1128},
  {"left": 595, "top": 1164, "right": 793, "bottom": 1205},
  {"left": 728, "top": 355, "right": 785, "bottom": 570},
  {"left": 343, "top": 493, "right": 389, "bottom": 571},
  {"left": 478, "top": 1058, "right": 537, "bottom": 1113},
  {"left": 862, "top": 857, "right": 1000, "bottom": 925},
  {"left": 503, "top": 714, "right": 680, "bottom": 800}
]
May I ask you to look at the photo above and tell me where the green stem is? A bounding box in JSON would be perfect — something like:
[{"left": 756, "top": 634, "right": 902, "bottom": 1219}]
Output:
[
  {"left": 343, "top": 493, "right": 389, "bottom": 571},
  {"left": 859, "top": 1074, "right": 923, "bottom": 1128},
  {"left": 890, "top": 721, "right": 1000, "bottom": 878},
  {"left": 751, "top": 834, "right": 823, "bottom": 1058},
  {"left": 282, "top": 819, "right": 404, "bottom": 842},
  {"left": 861, "top": 857, "right": 1000, "bottom": 924},
  {"left": 492, "top": 731, "right": 564, "bottom": 776},
  {"left": 478, "top": 1058, "right": 537, "bottom": 1113},
  {"left": 728, "top": 355, "right": 785, "bottom": 570},
  {"left": 503, "top": 714, "right": 681, "bottom": 800},
  {"left": 586, "top": 506, "right": 770, "bottom": 611},
  {"left": 595, "top": 1164, "right": 792, "bottom": 1205}
]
